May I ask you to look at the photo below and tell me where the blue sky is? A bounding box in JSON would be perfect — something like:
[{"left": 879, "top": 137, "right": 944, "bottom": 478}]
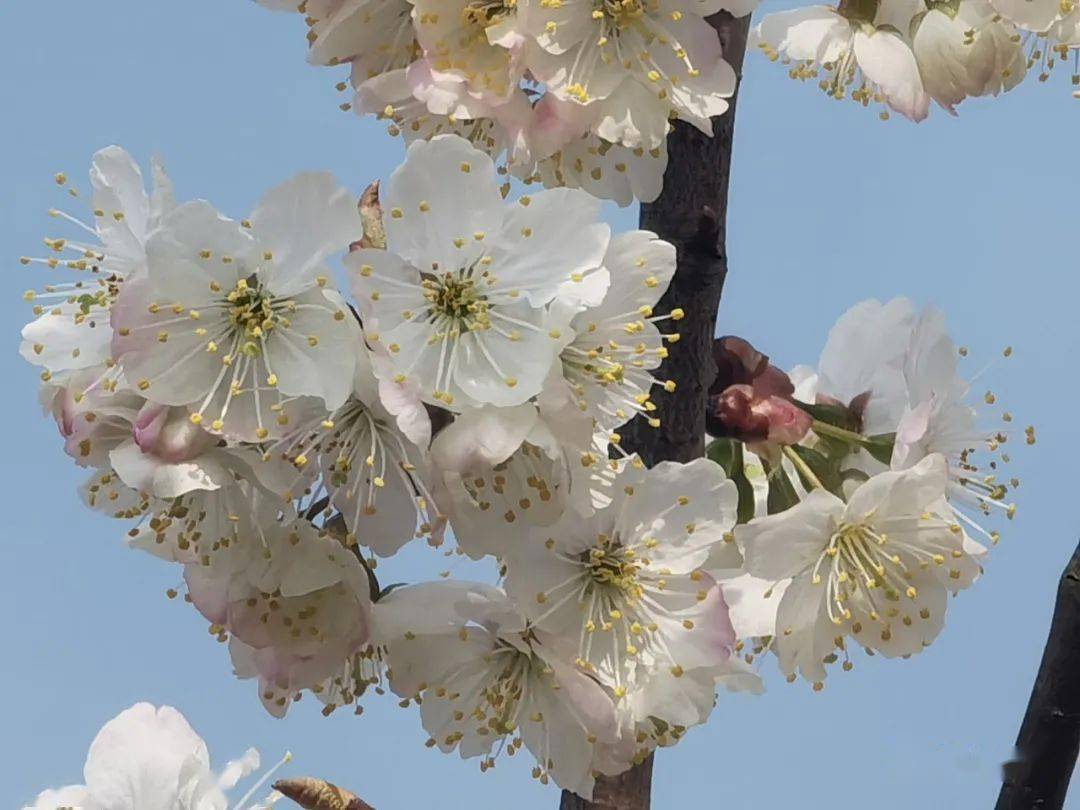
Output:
[{"left": 2, "top": 1, "right": 1077, "bottom": 807}]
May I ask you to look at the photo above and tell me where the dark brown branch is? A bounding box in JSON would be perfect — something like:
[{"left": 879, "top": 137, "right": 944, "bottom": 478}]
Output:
[
  {"left": 559, "top": 11, "right": 752, "bottom": 810},
  {"left": 997, "top": 541, "right": 1080, "bottom": 810}
]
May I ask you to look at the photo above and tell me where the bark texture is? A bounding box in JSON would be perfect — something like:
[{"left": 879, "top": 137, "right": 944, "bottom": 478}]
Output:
[
  {"left": 559, "top": 11, "right": 752, "bottom": 810},
  {"left": 996, "top": 541, "right": 1080, "bottom": 810}
]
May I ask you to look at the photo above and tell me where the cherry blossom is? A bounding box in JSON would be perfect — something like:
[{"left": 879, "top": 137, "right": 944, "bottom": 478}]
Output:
[
  {"left": 550, "top": 230, "right": 678, "bottom": 433},
  {"left": 185, "top": 518, "right": 373, "bottom": 718},
  {"left": 751, "top": 1, "right": 931, "bottom": 121},
  {"left": 23, "top": 703, "right": 287, "bottom": 810},
  {"left": 739, "top": 454, "right": 985, "bottom": 685},
  {"left": 272, "top": 346, "right": 443, "bottom": 557},
  {"left": 111, "top": 172, "right": 361, "bottom": 442},
  {"left": 526, "top": 0, "right": 746, "bottom": 141},
  {"left": 503, "top": 459, "right": 741, "bottom": 703},
  {"left": 20, "top": 147, "right": 175, "bottom": 379},
  {"left": 912, "top": 0, "right": 1027, "bottom": 113},
  {"left": 383, "top": 582, "right": 620, "bottom": 797},
  {"left": 347, "top": 134, "right": 610, "bottom": 410}
]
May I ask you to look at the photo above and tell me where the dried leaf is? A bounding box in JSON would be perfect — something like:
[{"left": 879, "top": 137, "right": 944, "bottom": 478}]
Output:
[
  {"left": 354, "top": 181, "right": 386, "bottom": 251},
  {"left": 273, "top": 777, "right": 376, "bottom": 810}
]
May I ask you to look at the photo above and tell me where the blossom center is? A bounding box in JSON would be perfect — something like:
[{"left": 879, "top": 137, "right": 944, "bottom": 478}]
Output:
[
  {"left": 461, "top": 0, "right": 516, "bottom": 29},
  {"left": 813, "top": 522, "right": 921, "bottom": 626},
  {"left": 595, "top": 0, "right": 647, "bottom": 30},
  {"left": 227, "top": 277, "right": 280, "bottom": 346},
  {"left": 585, "top": 542, "right": 642, "bottom": 597},
  {"left": 422, "top": 271, "right": 491, "bottom": 330}
]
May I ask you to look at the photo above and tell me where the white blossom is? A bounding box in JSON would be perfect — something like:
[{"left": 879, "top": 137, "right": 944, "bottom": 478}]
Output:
[
  {"left": 23, "top": 703, "right": 286, "bottom": 810},
  {"left": 347, "top": 134, "right": 610, "bottom": 410},
  {"left": 272, "top": 345, "right": 443, "bottom": 557},
  {"left": 526, "top": 0, "right": 746, "bottom": 142},
  {"left": 20, "top": 147, "right": 174, "bottom": 378},
  {"left": 111, "top": 172, "right": 361, "bottom": 442},
  {"left": 430, "top": 403, "right": 579, "bottom": 557},
  {"left": 550, "top": 230, "right": 678, "bottom": 433},
  {"left": 913, "top": 0, "right": 1027, "bottom": 113},
  {"left": 186, "top": 518, "right": 373, "bottom": 717},
  {"left": 503, "top": 458, "right": 741, "bottom": 709},
  {"left": 384, "top": 582, "right": 620, "bottom": 798},
  {"left": 739, "top": 454, "right": 985, "bottom": 685},
  {"left": 805, "top": 298, "right": 1019, "bottom": 541},
  {"left": 752, "top": 1, "right": 932, "bottom": 121}
]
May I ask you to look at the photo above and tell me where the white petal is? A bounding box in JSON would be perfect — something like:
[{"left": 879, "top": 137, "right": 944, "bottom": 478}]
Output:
[
  {"left": 382, "top": 135, "right": 505, "bottom": 272},
  {"left": 83, "top": 703, "right": 211, "bottom": 810},
  {"left": 739, "top": 488, "right": 843, "bottom": 581},
  {"left": 488, "top": 188, "right": 610, "bottom": 307},
  {"left": 853, "top": 29, "right": 931, "bottom": 122},
  {"left": 250, "top": 172, "right": 361, "bottom": 297}
]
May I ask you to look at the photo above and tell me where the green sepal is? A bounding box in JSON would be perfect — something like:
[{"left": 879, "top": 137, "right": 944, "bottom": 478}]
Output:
[{"left": 706, "top": 438, "right": 757, "bottom": 524}]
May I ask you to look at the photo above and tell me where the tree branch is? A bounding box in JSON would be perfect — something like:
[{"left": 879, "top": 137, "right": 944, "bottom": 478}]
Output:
[
  {"left": 559, "top": 10, "right": 752, "bottom": 809},
  {"left": 996, "top": 540, "right": 1080, "bottom": 810}
]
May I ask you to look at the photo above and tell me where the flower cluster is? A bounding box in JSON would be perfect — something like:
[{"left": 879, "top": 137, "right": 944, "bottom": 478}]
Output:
[
  {"left": 706, "top": 297, "right": 1025, "bottom": 687},
  {"left": 255, "top": 0, "right": 755, "bottom": 204},
  {"left": 23, "top": 703, "right": 289, "bottom": 810},
  {"left": 19, "top": 136, "right": 764, "bottom": 798},
  {"left": 751, "top": 0, "right": 1036, "bottom": 120}
]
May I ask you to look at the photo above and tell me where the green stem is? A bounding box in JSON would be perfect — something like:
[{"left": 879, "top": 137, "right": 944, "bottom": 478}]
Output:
[
  {"left": 811, "top": 419, "right": 869, "bottom": 445},
  {"left": 783, "top": 445, "right": 824, "bottom": 491}
]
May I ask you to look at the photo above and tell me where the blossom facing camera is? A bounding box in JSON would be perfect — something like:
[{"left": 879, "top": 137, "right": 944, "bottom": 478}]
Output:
[
  {"left": 347, "top": 134, "right": 611, "bottom": 410},
  {"left": 738, "top": 454, "right": 985, "bottom": 686},
  {"left": 503, "top": 458, "right": 742, "bottom": 719},
  {"left": 111, "top": 172, "right": 362, "bottom": 442}
]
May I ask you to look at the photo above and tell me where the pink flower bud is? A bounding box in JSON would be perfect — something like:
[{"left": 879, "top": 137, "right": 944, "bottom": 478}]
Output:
[
  {"left": 133, "top": 402, "right": 217, "bottom": 463},
  {"left": 710, "top": 385, "right": 811, "bottom": 447}
]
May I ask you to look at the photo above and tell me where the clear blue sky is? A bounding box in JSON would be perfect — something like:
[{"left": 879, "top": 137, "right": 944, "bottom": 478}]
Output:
[{"left": 2, "top": 2, "right": 1077, "bottom": 807}]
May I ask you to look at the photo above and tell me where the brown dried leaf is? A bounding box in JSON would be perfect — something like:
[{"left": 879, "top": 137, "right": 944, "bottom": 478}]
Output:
[
  {"left": 354, "top": 181, "right": 386, "bottom": 251},
  {"left": 273, "top": 777, "right": 376, "bottom": 810}
]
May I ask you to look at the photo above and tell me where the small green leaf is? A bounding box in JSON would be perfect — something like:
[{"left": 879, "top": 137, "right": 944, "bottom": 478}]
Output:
[
  {"left": 798, "top": 400, "right": 859, "bottom": 431},
  {"left": 862, "top": 432, "right": 897, "bottom": 466},
  {"left": 764, "top": 461, "right": 800, "bottom": 515},
  {"left": 707, "top": 438, "right": 757, "bottom": 524},
  {"left": 790, "top": 444, "right": 843, "bottom": 494}
]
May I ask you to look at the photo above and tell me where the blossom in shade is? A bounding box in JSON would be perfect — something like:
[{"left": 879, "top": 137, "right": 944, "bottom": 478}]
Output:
[
  {"left": 384, "top": 582, "right": 620, "bottom": 798},
  {"left": 989, "top": 0, "right": 1080, "bottom": 87},
  {"left": 23, "top": 702, "right": 287, "bottom": 810},
  {"left": 347, "top": 134, "right": 610, "bottom": 410},
  {"left": 738, "top": 454, "right": 985, "bottom": 686},
  {"left": 185, "top": 518, "right": 373, "bottom": 718},
  {"left": 273, "top": 347, "right": 443, "bottom": 557},
  {"left": 912, "top": 0, "right": 1027, "bottom": 113},
  {"left": 410, "top": 0, "right": 525, "bottom": 101},
  {"left": 255, "top": 0, "right": 418, "bottom": 81},
  {"left": 751, "top": 2, "right": 931, "bottom": 121},
  {"left": 111, "top": 172, "right": 361, "bottom": 442},
  {"left": 429, "top": 403, "right": 578, "bottom": 558},
  {"left": 526, "top": 0, "right": 745, "bottom": 142}
]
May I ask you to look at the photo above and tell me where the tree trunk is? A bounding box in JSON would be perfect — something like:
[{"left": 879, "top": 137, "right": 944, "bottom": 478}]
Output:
[
  {"left": 996, "top": 541, "right": 1080, "bottom": 810},
  {"left": 558, "top": 11, "right": 752, "bottom": 809}
]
